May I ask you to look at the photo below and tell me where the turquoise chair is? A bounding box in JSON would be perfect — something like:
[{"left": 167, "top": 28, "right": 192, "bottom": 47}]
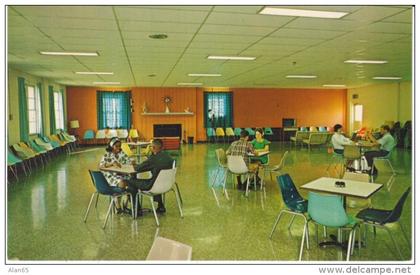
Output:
[
  {"left": 233, "top": 128, "right": 242, "bottom": 137},
  {"left": 206, "top": 128, "right": 216, "bottom": 143},
  {"left": 27, "top": 139, "right": 49, "bottom": 164},
  {"left": 264, "top": 127, "right": 273, "bottom": 136},
  {"left": 245, "top": 128, "right": 255, "bottom": 139},
  {"left": 83, "top": 129, "right": 95, "bottom": 145},
  {"left": 304, "top": 192, "right": 360, "bottom": 261},
  {"left": 8, "top": 150, "right": 27, "bottom": 180}
]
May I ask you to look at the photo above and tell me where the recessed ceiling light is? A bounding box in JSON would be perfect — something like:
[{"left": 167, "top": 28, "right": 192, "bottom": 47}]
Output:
[
  {"left": 188, "top": 73, "right": 222, "bottom": 77},
  {"left": 373, "top": 76, "right": 402, "bottom": 80},
  {"left": 177, "top": 82, "right": 203, "bottom": 86},
  {"left": 259, "top": 7, "right": 348, "bottom": 19},
  {"left": 75, "top": 72, "right": 114, "bottom": 75},
  {"left": 149, "top": 34, "right": 168, "bottom": 39},
  {"left": 323, "top": 84, "right": 346, "bottom": 87},
  {"left": 286, "top": 75, "right": 317, "bottom": 79},
  {"left": 40, "top": 51, "right": 99, "bottom": 56},
  {"left": 148, "top": 74, "right": 157, "bottom": 77},
  {"left": 93, "top": 82, "right": 120, "bottom": 85},
  {"left": 208, "top": 55, "right": 256, "bottom": 61},
  {"left": 344, "top": 60, "right": 388, "bottom": 64}
]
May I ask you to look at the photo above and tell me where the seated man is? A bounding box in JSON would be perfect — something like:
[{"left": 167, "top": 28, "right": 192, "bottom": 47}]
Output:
[
  {"left": 331, "top": 124, "right": 353, "bottom": 154},
  {"left": 364, "top": 125, "right": 395, "bottom": 175},
  {"left": 127, "top": 139, "right": 174, "bottom": 214},
  {"left": 226, "top": 129, "right": 257, "bottom": 190}
]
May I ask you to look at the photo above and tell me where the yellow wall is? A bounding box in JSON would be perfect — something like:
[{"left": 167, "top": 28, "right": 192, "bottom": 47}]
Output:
[
  {"left": 7, "top": 68, "right": 66, "bottom": 145},
  {"left": 347, "top": 81, "right": 412, "bottom": 132}
]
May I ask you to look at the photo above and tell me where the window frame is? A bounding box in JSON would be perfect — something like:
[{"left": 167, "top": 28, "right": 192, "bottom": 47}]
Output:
[
  {"left": 27, "top": 85, "right": 42, "bottom": 135},
  {"left": 54, "top": 91, "right": 65, "bottom": 130}
]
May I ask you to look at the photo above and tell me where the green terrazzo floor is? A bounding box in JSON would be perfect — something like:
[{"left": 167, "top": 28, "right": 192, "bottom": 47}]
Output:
[{"left": 7, "top": 142, "right": 412, "bottom": 261}]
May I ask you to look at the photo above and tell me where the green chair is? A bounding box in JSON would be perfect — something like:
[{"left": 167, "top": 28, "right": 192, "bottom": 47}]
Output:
[
  {"left": 8, "top": 150, "right": 27, "bottom": 180},
  {"left": 233, "top": 128, "right": 242, "bottom": 138},
  {"left": 206, "top": 128, "right": 216, "bottom": 143},
  {"left": 26, "top": 139, "right": 49, "bottom": 165},
  {"left": 10, "top": 144, "right": 35, "bottom": 173},
  {"left": 304, "top": 192, "right": 361, "bottom": 261},
  {"left": 264, "top": 127, "right": 274, "bottom": 136}
]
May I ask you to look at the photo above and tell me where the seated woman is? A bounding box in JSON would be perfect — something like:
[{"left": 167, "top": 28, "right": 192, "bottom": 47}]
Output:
[
  {"left": 250, "top": 128, "right": 271, "bottom": 183},
  {"left": 331, "top": 124, "right": 353, "bottom": 154},
  {"left": 99, "top": 137, "right": 135, "bottom": 214}
]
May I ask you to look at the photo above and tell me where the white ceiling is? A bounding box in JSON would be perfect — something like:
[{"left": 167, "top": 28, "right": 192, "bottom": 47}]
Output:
[{"left": 7, "top": 5, "right": 412, "bottom": 88}]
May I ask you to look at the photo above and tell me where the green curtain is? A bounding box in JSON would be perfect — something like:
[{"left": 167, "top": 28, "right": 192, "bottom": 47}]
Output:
[
  {"left": 97, "top": 91, "right": 131, "bottom": 129},
  {"left": 37, "top": 82, "right": 44, "bottom": 136},
  {"left": 60, "top": 88, "right": 67, "bottom": 131},
  {"left": 48, "top": 85, "right": 56, "bottom": 134},
  {"left": 18, "top": 77, "right": 29, "bottom": 141},
  {"left": 204, "top": 92, "right": 233, "bottom": 128}
]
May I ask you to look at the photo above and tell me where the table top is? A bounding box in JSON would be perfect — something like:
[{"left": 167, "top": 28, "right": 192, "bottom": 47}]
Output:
[
  {"left": 100, "top": 164, "right": 137, "bottom": 174},
  {"left": 248, "top": 151, "right": 270, "bottom": 157},
  {"left": 126, "top": 141, "right": 151, "bottom": 147},
  {"left": 300, "top": 177, "right": 383, "bottom": 199}
]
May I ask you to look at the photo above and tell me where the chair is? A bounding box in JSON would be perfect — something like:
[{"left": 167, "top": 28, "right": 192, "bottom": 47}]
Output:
[
  {"left": 245, "top": 128, "right": 255, "bottom": 138},
  {"left": 304, "top": 192, "right": 360, "bottom": 261},
  {"left": 11, "top": 143, "right": 36, "bottom": 172},
  {"left": 227, "top": 155, "right": 256, "bottom": 197},
  {"left": 49, "top": 134, "right": 71, "bottom": 154},
  {"left": 82, "top": 129, "right": 95, "bottom": 145},
  {"left": 372, "top": 152, "right": 396, "bottom": 191},
  {"left": 302, "top": 133, "right": 328, "bottom": 150},
  {"left": 290, "top": 131, "right": 307, "bottom": 147},
  {"left": 117, "top": 129, "right": 129, "bottom": 140},
  {"left": 135, "top": 168, "right": 183, "bottom": 226},
  {"left": 211, "top": 148, "right": 229, "bottom": 201},
  {"left": 342, "top": 172, "right": 372, "bottom": 210},
  {"left": 146, "top": 236, "right": 192, "bottom": 261},
  {"left": 269, "top": 174, "right": 309, "bottom": 261},
  {"left": 215, "top": 128, "right": 225, "bottom": 143},
  {"left": 318, "top": 126, "right": 327, "bottom": 132},
  {"left": 83, "top": 170, "right": 135, "bottom": 229},
  {"left": 225, "top": 127, "right": 235, "bottom": 142},
  {"left": 206, "top": 128, "right": 216, "bottom": 143},
  {"left": 233, "top": 127, "right": 242, "bottom": 138},
  {"left": 264, "top": 151, "right": 289, "bottom": 182},
  {"left": 128, "top": 129, "right": 139, "bottom": 141},
  {"left": 309, "top": 126, "right": 318, "bottom": 132},
  {"left": 27, "top": 139, "right": 49, "bottom": 164},
  {"left": 19, "top": 142, "right": 44, "bottom": 167},
  {"left": 300, "top": 127, "right": 308, "bottom": 132},
  {"left": 95, "top": 130, "right": 107, "bottom": 145},
  {"left": 264, "top": 127, "right": 274, "bottom": 136},
  {"left": 356, "top": 187, "right": 411, "bottom": 260},
  {"left": 34, "top": 137, "right": 54, "bottom": 152},
  {"left": 106, "top": 129, "right": 118, "bottom": 139},
  {"left": 7, "top": 150, "right": 27, "bottom": 180}
]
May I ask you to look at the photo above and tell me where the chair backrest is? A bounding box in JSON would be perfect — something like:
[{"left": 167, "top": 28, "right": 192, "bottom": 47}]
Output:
[
  {"left": 11, "top": 144, "right": 32, "bottom": 159},
  {"left": 301, "top": 131, "right": 310, "bottom": 139},
  {"left": 215, "top": 148, "right": 227, "bottom": 167},
  {"left": 227, "top": 155, "right": 248, "bottom": 174},
  {"left": 277, "top": 174, "right": 306, "bottom": 212},
  {"left": 27, "top": 140, "right": 45, "bottom": 153},
  {"left": 342, "top": 172, "right": 370, "bottom": 182},
  {"left": 107, "top": 129, "right": 118, "bottom": 139},
  {"left": 385, "top": 187, "right": 411, "bottom": 223},
  {"left": 318, "top": 126, "right": 327, "bottom": 132},
  {"left": 300, "top": 127, "right": 308, "bottom": 132},
  {"left": 343, "top": 145, "right": 361, "bottom": 159},
  {"left": 215, "top": 128, "right": 225, "bottom": 136},
  {"left": 129, "top": 129, "right": 139, "bottom": 138},
  {"left": 234, "top": 128, "right": 242, "bottom": 136},
  {"left": 308, "top": 192, "right": 349, "bottom": 227},
  {"left": 83, "top": 130, "right": 95, "bottom": 139},
  {"left": 308, "top": 133, "right": 326, "bottom": 144},
  {"left": 89, "top": 170, "right": 121, "bottom": 195},
  {"left": 309, "top": 126, "right": 318, "bottom": 132},
  {"left": 96, "top": 130, "right": 106, "bottom": 138},
  {"left": 245, "top": 128, "right": 255, "bottom": 135},
  {"left": 149, "top": 168, "right": 177, "bottom": 194},
  {"left": 294, "top": 131, "right": 306, "bottom": 141},
  {"left": 34, "top": 138, "right": 54, "bottom": 150},
  {"left": 264, "top": 127, "right": 273, "bottom": 135},
  {"left": 225, "top": 127, "right": 235, "bottom": 136},
  {"left": 8, "top": 150, "right": 22, "bottom": 165},
  {"left": 206, "top": 128, "right": 216, "bottom": 137},
  {"left": 117, "top": 129, "right": 129, "bottom": 139},
  {"left": 121, "top": 143, "right": 134, "bottom": 157}
]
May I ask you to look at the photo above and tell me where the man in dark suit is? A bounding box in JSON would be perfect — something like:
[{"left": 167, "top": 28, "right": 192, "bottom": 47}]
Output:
[{"left": 127, "top": 139, "right": 174, "bottom": 214}]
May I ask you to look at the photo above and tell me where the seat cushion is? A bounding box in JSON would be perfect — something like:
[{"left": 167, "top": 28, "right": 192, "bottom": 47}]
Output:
[{"left": 356, "top": 208, "right": 392, "bottom": 224}]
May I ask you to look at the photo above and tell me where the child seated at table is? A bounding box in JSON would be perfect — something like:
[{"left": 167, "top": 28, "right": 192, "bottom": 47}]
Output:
[{"left": 99, "top": 137, "right": 135, "bottom": 214}]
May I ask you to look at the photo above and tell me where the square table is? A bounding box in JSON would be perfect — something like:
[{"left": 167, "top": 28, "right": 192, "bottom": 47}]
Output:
[{"left": 100, "top": 164, "right": 137, "bottom": 175}]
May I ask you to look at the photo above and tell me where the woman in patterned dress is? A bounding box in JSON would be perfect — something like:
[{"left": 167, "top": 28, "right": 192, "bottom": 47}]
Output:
[{"left": 99, "top": 137, "right": 135, "bottom": 214}]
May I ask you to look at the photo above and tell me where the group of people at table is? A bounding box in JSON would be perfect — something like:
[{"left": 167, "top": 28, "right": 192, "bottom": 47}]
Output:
[{"left": 96, "top": 124, "right": 394, "bottom": 217}]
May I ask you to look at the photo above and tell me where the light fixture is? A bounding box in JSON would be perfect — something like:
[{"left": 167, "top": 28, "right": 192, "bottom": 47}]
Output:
[
  {"left": 208, "top": 55, "right": 256, "bottom": 61},
  {"left": 188, "top": 73, "right": 222, "bottom": 77},
  {"left": 286, "top": 75, "right": 317, "bottom": 79},
  {"left": 177, "top": 82, "right": 203, "bottom": 86},
  {"left": 149, "top": 33, "right": 168, "bottom": 39},
  {"left": 40, "top": 51, "right": 99, "bottom": 56},
  {"left": 93, "top": 82, "right": 120, "bottom": 85},
  {"left": 344, "top": 60, "right": 388, "bottom": 64},
  {"left": 372, "top": 76, "right": 402, "bottom": 80},
  {"left": 323, "top": 84, "right": 346, "bottom": 87},
  {"left": 75, "top": 72, "right": 114, "bottom": 75},
  {"left": 259, "top": 7, "right": 348, "bottom": 19}
]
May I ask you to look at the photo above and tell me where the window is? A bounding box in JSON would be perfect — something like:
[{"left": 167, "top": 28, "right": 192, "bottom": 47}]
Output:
[
  {"left": 204, "top": 92, "right": 233, "bottom": 128},
  {"left": 354, "top": 104, "right": 363, "bottom": 122},
  {"left": 54, "top": 91, "right": 64, "bottom": 130},
  {"left": 97, "top": 91, "right": 131, "bottom": 129},
  {"left": 27, "top": 85, "right": 42, "bottom": 134}
]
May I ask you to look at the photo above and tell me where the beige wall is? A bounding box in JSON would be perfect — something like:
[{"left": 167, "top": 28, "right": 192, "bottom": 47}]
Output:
[
  {"left": 7, "top": 68, "right": 66, "bottom": 145},
  {"left": 347, "top": 81, "right": 412, "bottom": 132}
]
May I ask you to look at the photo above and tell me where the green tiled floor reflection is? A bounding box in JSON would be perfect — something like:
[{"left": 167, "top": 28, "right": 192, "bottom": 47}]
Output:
[{"left": 7, "top": 143, "right": 412, "bottom": 261}]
